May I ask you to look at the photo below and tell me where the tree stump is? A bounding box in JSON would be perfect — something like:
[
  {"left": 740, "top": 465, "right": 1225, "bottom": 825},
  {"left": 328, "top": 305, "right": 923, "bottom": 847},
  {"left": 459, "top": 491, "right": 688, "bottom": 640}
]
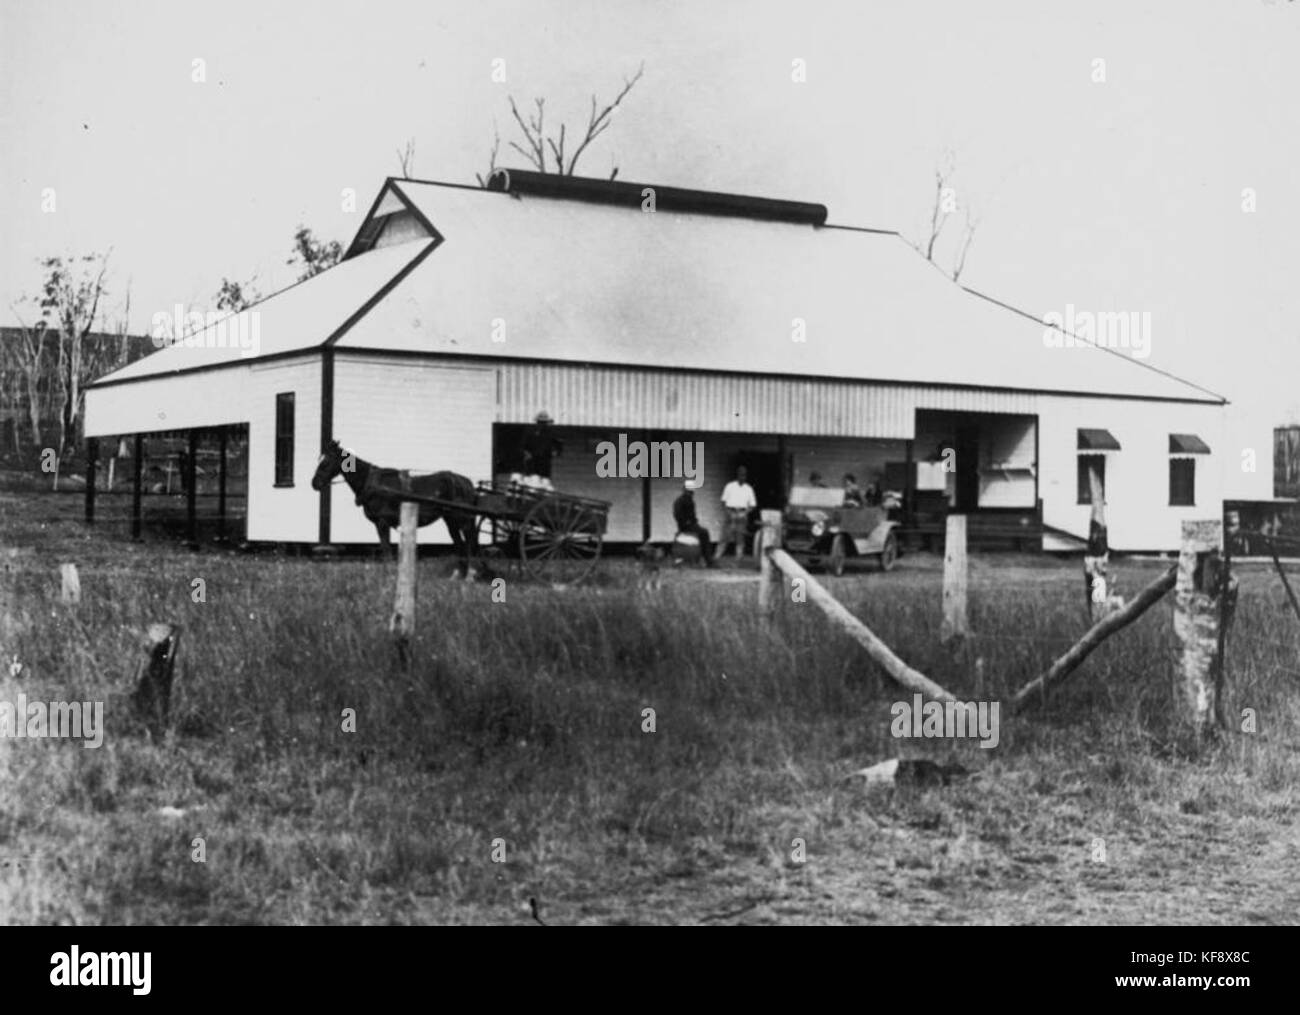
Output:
[
  {"left": 60, "top": 563, "right": 81, "bottom": 605},
  {"left": 132, "top": 623, "right": 180, "bottom": 740}
]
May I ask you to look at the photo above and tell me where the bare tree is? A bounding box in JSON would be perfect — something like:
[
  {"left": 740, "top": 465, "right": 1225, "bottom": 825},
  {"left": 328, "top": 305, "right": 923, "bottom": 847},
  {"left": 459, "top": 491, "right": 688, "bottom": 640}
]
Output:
[
  {"left": 115, "top": 283, "right": 133, "bottom": 370},
  {"left": 477, "top": 62, "right": 644, "bottom": 184},
  {"left": 920, "top": 154, "right": 956, "bottom": 262},
  {"left": 80, "top": 285, "right": 132, "bottom": 385},
  {"left": 473, "top": 126, "right": 502, "bottom": 188},
  {"left": 7, "top": 305, "right": 50, "bottom": 456},
  {"left": 915, "top": 151, "right": 982, "bottom": 282},
  {"left": 396, "top": 138, "right": 416, "bottom": 177},
  {"left": 951, "top": 206, "right": 980, "bottom": 283},
  {"left": 39, "top": 253, "right": 110, "bottom": 458}
]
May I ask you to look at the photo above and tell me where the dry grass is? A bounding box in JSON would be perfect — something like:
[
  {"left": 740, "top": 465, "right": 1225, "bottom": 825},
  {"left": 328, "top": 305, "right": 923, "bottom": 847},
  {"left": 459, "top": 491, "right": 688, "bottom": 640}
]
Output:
[{"left": 2, "top": 485, "right": 1298, "bottom": 924}]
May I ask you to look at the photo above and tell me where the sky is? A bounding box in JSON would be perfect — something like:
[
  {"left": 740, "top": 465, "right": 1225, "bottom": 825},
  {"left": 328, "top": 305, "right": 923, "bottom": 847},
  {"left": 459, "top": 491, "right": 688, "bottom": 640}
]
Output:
[{"left": 2, "top": 0, "right": 1297, "bottom": 496}]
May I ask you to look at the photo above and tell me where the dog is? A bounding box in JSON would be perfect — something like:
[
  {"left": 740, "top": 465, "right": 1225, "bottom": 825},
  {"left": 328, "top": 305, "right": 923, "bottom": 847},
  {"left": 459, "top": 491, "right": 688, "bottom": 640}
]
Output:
[{"left": 635, "top": 542, "right": 666, "bottom": 591}]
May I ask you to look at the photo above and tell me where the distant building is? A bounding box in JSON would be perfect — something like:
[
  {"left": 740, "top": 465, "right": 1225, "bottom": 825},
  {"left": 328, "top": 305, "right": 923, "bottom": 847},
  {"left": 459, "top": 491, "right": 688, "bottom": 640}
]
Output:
[
  {"left": 85, "top": 170, "right": 1228, "bottom": 551},
  {"left": 0, "top": 327, "right": 155, "bottom": 461}
]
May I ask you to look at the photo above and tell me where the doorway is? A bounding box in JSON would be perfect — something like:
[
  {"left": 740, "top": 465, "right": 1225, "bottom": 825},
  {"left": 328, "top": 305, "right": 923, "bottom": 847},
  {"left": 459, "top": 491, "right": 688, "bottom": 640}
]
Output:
[
  {"left": 954, "top": 423, "right": 981, "bottom": 511},
  {"left": 729, "top": 450, "right": 784, "bottom": 509}
]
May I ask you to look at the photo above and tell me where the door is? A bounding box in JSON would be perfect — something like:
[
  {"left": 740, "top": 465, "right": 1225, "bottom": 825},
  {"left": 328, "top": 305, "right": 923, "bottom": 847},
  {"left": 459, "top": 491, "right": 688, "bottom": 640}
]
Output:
[
  {"left": 955, "top": 423, "right": 980, "bottom": 512},
  {"left": 732, "top": 451, "right": 783, "bottom": 510}
]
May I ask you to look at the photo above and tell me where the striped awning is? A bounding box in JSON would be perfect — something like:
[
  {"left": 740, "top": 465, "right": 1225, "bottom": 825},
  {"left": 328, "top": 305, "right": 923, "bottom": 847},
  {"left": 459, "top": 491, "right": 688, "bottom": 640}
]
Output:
[
  {"left": 1077, "top": 428, "right": 1122, "bottom": 451},
  {"left": 1169, "top": 433, "right": 1211, "bottom": 454}
]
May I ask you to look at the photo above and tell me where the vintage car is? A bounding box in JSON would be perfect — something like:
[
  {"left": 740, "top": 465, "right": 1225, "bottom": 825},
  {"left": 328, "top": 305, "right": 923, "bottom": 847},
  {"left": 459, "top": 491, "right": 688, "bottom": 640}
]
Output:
[{"left": 781, "top": 485, "right": 900, "bottom": 575}]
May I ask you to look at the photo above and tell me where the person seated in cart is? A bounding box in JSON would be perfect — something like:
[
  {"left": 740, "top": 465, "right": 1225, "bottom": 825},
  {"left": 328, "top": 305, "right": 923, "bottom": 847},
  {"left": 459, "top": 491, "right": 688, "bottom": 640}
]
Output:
[
  {"left": 511, "top": 410, "right": 564, "bottom": 492},
  {"left": 842, "top": 473, "right": 865, "bottom": 507},
  {"left": 671, "top": 478, "right": 716, "bottom": 568}
]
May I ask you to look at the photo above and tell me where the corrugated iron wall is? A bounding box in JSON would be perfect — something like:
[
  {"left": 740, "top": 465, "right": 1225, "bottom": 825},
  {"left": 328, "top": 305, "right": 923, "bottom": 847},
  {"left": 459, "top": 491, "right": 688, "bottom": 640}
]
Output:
[{"left": 498, "top": 362, "right": 1040, "bottom": 438}]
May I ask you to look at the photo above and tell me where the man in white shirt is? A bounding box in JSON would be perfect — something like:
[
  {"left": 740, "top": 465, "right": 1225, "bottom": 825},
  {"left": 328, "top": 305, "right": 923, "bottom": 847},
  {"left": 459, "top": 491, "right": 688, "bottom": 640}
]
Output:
[{"left": 719, "top": 465, "right": 758, "bottom": 560}]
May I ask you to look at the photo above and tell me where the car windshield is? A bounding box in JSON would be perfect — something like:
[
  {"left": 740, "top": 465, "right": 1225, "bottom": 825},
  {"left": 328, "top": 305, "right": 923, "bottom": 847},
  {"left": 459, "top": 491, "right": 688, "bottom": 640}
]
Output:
[{"left": 788, "top": 485, "right": 845, "bottom": 508}]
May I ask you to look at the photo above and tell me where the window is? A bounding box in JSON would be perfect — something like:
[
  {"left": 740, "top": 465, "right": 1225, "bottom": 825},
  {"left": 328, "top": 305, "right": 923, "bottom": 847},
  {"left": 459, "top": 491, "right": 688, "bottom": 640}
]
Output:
[
  {"left": 1167, "top": 434, "right": 1208, "bottom": 507},
  {"left": 1077, "top": 454, "right": 1105, "bottom": 505},
  {"left": 1169, "top": 458, "right": 1195, "bottom": 506},
  {"left": 274, "top": 393, "right": 295, "bottom": 486},
  {"left": 1076, "top": 428, "right": 1119, "bottom": 505}
]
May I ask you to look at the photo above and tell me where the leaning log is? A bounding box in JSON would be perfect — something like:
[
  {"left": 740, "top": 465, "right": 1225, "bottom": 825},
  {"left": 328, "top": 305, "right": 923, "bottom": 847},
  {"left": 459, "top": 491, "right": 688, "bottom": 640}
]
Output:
[
  {"left": 1012, "top": 563, "right": 1176, "bottom": 714},
  {"left": 768, "top": 548, "right": 958, "bottom": 702},
  {"left": 1266, "top": 536, "right": 1300, "bottom": 627}
]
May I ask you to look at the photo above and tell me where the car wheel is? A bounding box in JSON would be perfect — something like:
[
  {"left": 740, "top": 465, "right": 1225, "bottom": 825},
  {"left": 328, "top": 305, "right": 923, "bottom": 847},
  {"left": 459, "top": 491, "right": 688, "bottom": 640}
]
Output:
[
  {"left": 878, "top": 532, "right": 898, "bottom": 572},
  {"left": 828, "top": 534, "right": 848, "bottom": 577}
]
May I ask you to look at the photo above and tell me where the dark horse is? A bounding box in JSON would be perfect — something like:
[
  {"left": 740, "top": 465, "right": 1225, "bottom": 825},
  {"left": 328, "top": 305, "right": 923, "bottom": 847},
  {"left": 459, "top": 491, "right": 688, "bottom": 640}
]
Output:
[{"left": 310, "top": 439, "right": 478, "bottom": 577}]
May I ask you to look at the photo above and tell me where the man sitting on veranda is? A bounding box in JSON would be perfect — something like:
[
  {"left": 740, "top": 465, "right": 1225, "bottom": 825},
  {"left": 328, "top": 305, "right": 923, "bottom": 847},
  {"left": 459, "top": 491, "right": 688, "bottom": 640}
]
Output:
[
  {"left": 672, "top": 479, "right": 715, "bottom": 567},
  {"left": 511, "top": 410, "right": 564, "bottom": 491}
]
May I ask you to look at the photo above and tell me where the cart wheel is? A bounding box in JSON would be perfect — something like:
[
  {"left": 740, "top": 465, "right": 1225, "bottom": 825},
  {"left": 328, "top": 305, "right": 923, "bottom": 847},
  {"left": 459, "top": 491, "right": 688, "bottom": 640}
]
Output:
[
  {"left": 878, "top": 532, "right": 898, "bottom": 572},
  {"left": 477, "top": 514, "right": 521, "bottom": 569},
  {"left": 828, "top": 533, "right": 848, "bottom": 577},
  {"left": 519, "top": 498, "right": 603, "bottom": 585}
]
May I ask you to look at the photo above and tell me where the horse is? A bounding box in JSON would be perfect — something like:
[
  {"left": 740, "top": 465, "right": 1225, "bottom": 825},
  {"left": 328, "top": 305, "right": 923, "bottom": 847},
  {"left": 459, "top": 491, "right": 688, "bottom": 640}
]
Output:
[{"left": 310, "top": 439, "right": 479, "bottom": 577}]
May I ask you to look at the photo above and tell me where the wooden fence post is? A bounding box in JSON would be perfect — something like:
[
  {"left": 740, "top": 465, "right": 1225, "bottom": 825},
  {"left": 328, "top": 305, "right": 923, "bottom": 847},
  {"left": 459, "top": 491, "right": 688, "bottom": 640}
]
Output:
[
  {"left": 217, "top": 426, "right": 229, "bottom": 543},
  {"left": 390, "top": 497, "right": 418, "bottom": 668},
  {"left": 941, "top": 514, "right": 968, "bottom": 643},
  {"left": 1083, "top": 462, "right": 1109, "bottom": 622},
  {"left": 84, "top": 437, "right": 97, "bottom": 524},
  {"left": 185, "top": 429, "right": 198, "bottom": 548},
  {"left": 1173, "top": 519, "right": 1232, "bottom": 738},
  {"left": 758, "top": 510, "right": 783, "bottom": 611},
  {"left": 60, "top": 563, "right": 81, "bottom": 605},
  {"left": 131, "top": 434, "right": 144, "bottom": 540}
]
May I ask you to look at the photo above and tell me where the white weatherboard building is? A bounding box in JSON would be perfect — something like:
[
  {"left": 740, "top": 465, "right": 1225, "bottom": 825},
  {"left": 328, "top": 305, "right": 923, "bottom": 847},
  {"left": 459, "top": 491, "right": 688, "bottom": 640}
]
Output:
[{"left": 84, "top": 169, "right": 1227, "bottom": 552}]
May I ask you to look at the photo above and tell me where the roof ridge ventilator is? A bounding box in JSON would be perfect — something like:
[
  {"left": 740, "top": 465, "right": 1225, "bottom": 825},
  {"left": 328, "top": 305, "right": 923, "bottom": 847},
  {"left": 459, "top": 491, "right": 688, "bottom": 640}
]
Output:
[{"left": 485, "top": 167, "right": 828, "bottom": 226}]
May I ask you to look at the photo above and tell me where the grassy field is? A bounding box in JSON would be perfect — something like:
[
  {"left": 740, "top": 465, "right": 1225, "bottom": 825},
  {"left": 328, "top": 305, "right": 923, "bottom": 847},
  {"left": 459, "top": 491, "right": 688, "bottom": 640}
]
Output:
[{"left": 2, "top": 485, "right": 1298, "bottom": 924}]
